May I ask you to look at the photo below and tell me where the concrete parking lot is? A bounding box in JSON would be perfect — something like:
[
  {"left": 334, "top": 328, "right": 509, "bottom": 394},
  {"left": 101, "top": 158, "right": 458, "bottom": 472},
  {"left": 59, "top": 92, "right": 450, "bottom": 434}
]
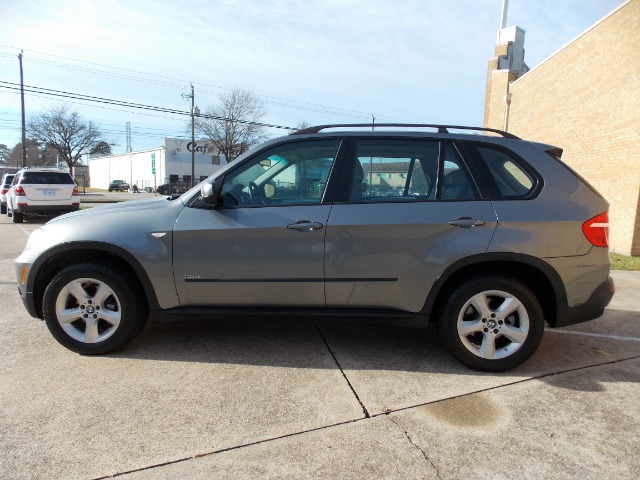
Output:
[{"left": 1, "top": 211, "right": 638, "bottom": 479}]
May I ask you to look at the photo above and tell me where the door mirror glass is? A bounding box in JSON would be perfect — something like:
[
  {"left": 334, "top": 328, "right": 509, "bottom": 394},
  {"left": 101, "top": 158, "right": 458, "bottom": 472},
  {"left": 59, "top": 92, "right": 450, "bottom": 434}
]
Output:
[{"left": 264, "top": 182, "right": 276, "bottom": 198}]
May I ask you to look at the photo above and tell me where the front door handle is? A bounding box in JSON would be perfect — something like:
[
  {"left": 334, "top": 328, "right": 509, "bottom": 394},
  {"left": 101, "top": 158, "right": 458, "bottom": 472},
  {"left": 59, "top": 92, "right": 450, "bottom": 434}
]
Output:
[
  {"left": 448, "top": 217, "right": 486, "bottom": 228},
  {"left": 287, "top": 221, "right": 324, "bottom": 232}
]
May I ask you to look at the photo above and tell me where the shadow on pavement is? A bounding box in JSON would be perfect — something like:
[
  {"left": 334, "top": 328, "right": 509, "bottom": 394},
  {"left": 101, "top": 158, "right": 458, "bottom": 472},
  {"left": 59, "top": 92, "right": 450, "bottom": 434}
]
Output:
[{"left": 107, "top": 311, "right": 640, "bottom": 387}]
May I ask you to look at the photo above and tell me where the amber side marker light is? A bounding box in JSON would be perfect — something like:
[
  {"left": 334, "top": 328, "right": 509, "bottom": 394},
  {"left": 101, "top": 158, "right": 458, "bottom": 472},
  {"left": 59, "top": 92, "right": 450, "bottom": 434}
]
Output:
[
  {"left": 582, "top": 212, "right": 609, "bottom": 248},
  {"left": 21, "top": 267, "right": 28, "bottom": 285}
]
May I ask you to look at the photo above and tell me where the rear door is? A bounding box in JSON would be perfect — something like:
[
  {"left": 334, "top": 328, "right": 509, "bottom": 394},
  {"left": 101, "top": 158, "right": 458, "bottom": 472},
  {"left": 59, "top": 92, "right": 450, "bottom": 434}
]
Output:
[{"left": 325, "top": 138, "right": 498, "bottom": 313}]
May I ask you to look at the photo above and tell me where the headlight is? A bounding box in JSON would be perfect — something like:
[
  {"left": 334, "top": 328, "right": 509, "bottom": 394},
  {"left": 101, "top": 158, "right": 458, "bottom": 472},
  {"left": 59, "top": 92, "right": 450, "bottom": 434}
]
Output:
[{"left": 24, "top": 227, "right": 46, "bottom": 251}]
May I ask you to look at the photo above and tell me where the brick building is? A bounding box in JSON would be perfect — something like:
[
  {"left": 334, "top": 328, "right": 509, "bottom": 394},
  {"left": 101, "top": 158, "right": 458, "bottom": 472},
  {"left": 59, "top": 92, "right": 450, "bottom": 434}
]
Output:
[{"left": 484, "top": 0, "right": 639, "bottom": 255}]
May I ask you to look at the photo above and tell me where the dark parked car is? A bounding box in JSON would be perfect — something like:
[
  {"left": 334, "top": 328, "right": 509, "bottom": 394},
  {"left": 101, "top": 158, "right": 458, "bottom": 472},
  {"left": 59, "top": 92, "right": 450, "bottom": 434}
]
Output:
[
  {"left": 15, "top": 124, "right": 614, "bottom": 371},
  {"left": 108, "top": 180, "right": 130, "bottom": 192},
  {"left": 156, "top": 182, "right": 188, "bottom": 195}
]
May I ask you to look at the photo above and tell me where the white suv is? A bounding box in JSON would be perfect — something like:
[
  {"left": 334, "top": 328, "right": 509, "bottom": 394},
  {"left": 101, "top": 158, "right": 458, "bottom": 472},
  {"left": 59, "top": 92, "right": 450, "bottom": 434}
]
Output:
[
  {"left": 6, "top": 168, "right": 79, "bottom": 223},
  {"left": 1, "top": 173, "right": 16, "bottom": 214}
]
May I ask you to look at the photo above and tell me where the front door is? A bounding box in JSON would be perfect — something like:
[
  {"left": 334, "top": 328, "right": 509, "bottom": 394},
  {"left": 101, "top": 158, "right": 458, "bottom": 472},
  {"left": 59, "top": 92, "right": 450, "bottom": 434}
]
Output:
[{"left": 173, "top": 139, "right": 342, "bottom": 307}]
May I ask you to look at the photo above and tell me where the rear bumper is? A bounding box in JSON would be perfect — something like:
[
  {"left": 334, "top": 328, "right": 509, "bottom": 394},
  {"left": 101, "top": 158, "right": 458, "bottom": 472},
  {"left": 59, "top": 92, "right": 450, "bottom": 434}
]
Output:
[
  {"left": 554, "top": 277, "right": 615, "bottom": 328},
  {"left": 14, "top": 204, "right": 79, "bottom": 214}
]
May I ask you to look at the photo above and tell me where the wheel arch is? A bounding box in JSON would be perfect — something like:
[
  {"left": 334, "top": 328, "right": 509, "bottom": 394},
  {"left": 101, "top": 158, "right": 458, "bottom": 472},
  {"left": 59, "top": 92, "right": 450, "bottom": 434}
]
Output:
[
  {"left": 422, "top": 253, "right": 568, "bottom": 327},
  {"left": 28, "top": 242, "right": 160, "bottom": 319}
]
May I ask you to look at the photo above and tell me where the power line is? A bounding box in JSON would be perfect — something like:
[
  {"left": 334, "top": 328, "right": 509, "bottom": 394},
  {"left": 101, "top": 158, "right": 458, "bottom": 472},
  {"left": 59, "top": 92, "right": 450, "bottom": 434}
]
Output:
[
  {"left": 0, "top": 81, "right": 296, "bottom": 131},
  {"left": 0, "top": 46, "right": 410, "bottom": 122}
]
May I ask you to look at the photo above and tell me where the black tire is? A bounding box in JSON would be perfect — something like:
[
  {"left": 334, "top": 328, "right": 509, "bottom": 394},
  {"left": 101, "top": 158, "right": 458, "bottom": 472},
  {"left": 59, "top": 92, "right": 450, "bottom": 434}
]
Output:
[
  {"left": 12, "top": 210, "right": 23, "bottom": 223},
  {"left": 42, "top": 262, "right": 148, "bottom": 355},
  {"left": 0, "top": 202, "right": 5, "bottom": 214},
  {"left": 437, "top": 275, "right": 544, "bottom": 372}
]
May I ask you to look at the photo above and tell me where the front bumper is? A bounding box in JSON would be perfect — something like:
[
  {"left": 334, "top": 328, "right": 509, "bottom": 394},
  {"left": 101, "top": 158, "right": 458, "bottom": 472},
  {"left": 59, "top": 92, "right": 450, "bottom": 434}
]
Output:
[{"left": 555, "top": 277, "right": 615, "bottom": 328}]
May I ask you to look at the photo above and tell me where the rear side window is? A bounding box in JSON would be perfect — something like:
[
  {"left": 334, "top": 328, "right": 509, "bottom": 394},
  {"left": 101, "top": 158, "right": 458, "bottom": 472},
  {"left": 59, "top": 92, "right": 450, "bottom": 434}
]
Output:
[
  {"left": 343, "top": 139, "right": 479, "bottom": 203},
  {"left": 464, "top": 144, "right": 537, "bottom": 198},
  {"left": 348, "top": 139, "right": 439, "bottom": 202},
  {"left": 20, "top": 172, "right": 75, "bottom": 185},
  {"left": 2, "top": 175, "right": 14, "bottom": 188}
]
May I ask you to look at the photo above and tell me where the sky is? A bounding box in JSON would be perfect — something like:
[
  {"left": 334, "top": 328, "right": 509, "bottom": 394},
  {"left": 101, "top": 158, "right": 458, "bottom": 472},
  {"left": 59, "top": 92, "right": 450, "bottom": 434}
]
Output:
[{"left": 0, "top": 0, "right": 627, "bottom": 154}]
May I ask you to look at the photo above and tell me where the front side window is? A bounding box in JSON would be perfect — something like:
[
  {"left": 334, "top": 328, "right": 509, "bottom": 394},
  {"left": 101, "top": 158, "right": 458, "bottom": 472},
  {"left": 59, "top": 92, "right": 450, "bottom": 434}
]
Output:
[{"left": 219, "top": 139, "right": 341, "bottom": 207}]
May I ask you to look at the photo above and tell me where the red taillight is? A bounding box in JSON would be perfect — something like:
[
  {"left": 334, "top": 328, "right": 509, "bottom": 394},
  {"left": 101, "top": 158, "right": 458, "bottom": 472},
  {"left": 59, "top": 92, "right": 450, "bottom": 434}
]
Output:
[
  {"left": 72, "top": 186, "right": 79, "bottom": 195},
  {"left": 582, "top": 212, "right": 609, "bottom": 248},
  {"left": 15, "top": 186, "right": 26, "bottom": 197},
  {"left": 1, "top": 188, "right": 7, "bottom": 195}
]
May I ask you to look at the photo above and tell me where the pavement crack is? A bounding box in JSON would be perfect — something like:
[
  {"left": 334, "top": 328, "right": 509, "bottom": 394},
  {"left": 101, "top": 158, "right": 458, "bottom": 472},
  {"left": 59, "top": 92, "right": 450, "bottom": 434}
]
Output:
[
  {"left": 388, "top": 416, "right": 443, "bottom": 480},
  {"left": 315, "top": 324, "right": 370, "bottom": 418}
]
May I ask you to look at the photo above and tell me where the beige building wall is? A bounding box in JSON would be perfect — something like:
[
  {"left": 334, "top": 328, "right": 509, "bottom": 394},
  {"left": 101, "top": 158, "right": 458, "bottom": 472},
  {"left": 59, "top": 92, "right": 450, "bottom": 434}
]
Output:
[{"left": 485, "top": 0, "right": 640, "bottom": 255}]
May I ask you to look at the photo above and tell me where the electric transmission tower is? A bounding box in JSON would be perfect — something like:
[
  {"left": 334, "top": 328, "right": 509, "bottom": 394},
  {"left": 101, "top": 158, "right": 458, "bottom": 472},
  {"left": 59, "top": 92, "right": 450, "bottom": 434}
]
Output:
[{"left": 126, "top": 122, "right": 132, "bottom": 152}]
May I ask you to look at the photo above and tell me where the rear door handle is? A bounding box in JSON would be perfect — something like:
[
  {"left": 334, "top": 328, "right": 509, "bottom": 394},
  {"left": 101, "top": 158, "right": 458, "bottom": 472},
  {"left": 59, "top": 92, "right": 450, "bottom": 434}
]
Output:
[
  {"left": 287, "top": 221, "right": 324, "bottom": 232},
  {"left": 448, "top": 217, "right": 486, "bottom": 228}
]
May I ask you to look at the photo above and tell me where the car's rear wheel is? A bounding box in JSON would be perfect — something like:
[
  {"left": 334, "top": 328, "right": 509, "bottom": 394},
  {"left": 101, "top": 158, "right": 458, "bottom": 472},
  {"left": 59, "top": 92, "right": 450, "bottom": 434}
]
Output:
[
  {"left": 438, "top": 275, "right": 544, "bottom": 372},
  {"left": 0, "top": 202, "right": 6, "bottom": 214},
  {"left": 12, "top": 210, "right": 23, "bottom": 223},
  {"left": 42, "top": 263, "right": 148, "bottom": 354}
]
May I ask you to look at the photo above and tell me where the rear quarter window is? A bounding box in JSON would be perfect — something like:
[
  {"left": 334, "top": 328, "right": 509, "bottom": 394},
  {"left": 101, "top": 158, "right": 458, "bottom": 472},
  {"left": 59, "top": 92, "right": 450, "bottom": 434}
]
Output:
[{"left": 463, "top": 144, "right": 539, "bottom": 199}]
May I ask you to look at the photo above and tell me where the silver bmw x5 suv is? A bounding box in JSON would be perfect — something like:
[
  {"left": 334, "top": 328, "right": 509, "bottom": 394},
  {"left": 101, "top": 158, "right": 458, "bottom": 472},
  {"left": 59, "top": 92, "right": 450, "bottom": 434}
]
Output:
[{"left": 15, "top": 124, "right": 614, "bottom": 371}]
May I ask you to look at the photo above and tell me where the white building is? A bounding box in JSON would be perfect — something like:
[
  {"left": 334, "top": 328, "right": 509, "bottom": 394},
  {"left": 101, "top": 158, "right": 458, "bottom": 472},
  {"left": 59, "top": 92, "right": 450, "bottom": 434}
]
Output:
[{"left": 88, "top": 138, "right": 227, "bottom": 191}]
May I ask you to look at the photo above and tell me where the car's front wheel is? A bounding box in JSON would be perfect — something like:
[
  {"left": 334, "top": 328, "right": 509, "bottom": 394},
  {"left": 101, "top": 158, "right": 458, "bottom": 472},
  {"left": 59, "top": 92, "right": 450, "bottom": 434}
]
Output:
[
  {"left": 42, "top": 263, "right": 148, "bottom": 354},
  {"left": 438, "top": 275, "right": 544, "bottom": 372}
]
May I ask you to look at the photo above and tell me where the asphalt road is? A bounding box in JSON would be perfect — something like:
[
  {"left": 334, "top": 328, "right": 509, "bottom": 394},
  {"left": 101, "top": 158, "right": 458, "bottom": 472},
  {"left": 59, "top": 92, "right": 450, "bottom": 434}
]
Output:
[{"left": 1, "top": 211, "right": 639, "bottom": 479}]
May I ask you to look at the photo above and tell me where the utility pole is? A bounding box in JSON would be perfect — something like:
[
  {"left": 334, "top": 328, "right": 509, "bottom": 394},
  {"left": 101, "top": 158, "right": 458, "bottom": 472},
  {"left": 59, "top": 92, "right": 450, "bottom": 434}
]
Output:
[
  {"left": 182, "top": 85, "right": 196, "bottom": 188},
  {"left": 190, "top": 84, "right": 195, "bottom": 188},
  {"left": 18, "top": 51, "right": 26, "bottom": 168}
]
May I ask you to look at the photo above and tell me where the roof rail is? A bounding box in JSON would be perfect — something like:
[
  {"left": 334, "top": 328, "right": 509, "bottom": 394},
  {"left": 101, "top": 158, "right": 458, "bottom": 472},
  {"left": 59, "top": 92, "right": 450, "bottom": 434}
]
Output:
[{"left": 291, "top": 123, "right": 521, "bottom": 139}]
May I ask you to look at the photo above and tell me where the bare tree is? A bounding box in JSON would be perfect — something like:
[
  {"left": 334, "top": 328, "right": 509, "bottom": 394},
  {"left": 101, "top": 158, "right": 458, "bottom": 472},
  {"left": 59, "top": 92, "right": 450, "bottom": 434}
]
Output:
[
  {"left": 289, "top": 121, "right": 312, "bottom": 134},
  {"left": 90, "top": 140, "right": 114, "bottom": 156},
  {"left": 194, "top": 89, "right": 267, "bottom": 162},
  {"left": 28, "top": 104, "right": 106, "bottom": 175}
]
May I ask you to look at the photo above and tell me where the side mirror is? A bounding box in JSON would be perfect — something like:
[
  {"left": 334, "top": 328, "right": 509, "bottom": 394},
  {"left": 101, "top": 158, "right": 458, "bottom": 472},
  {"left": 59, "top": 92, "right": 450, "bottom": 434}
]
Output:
[
  {"left": 264, "top": 182, "right": 276, "bottom": 198},
  {"left": 200, "top": 177, "right": 224, "bottom": 207}
]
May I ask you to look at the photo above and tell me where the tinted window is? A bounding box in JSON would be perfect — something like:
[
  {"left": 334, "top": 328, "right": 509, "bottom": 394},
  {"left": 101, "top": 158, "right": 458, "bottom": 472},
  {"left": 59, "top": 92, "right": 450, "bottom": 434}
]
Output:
[
  {"left": 20, "top": 172, "right": 74, "bottom": 185},
  {"left": 440, "top": 145, "right": 478, "bottom": 200},
  {"left": 219, "top": 139, "right": 341, "bottom": 207},
  {"left": 2, "top": 175, "right": 14, "bottom": 188},
  {"left": 466, "top": 145, "right": 536, "bottom": 198},
  {"left": 348, "top": 139, "right": 439, "bottom": 202},
  {"left": 345, "top": 140, "right": 478, "bottom": 202}
]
